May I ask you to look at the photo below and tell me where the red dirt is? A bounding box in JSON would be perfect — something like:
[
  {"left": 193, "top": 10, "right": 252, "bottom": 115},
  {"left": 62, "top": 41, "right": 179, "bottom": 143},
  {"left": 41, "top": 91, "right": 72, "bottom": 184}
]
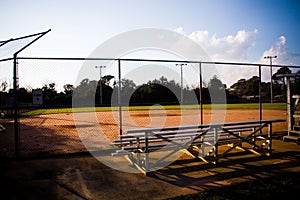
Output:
[{"left": 0, "top": 109, "right": 288, "bottom": 156}]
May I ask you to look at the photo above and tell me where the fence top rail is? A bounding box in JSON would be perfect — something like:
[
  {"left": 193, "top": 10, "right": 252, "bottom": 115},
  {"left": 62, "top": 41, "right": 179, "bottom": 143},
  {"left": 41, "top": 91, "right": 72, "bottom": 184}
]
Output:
[
  {"left": 126, "top": 119, "right": 285, "bottom": 134},
  {"left": 0, "top": 58, "right": 14, "bottom": 62},
  {"left": 0, "top": 29, "right": 51, "bottom": 44},
  {"left": 11, "top": 56, "right": 300, "bottom": 69},
  {"left": 276, "top": 73, "right": 300, "bottom": 78}
]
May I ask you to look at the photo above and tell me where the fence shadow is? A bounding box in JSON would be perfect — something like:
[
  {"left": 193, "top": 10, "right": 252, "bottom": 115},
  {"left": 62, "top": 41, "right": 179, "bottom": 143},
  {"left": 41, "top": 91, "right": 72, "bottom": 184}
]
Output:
[
  {"left": 0, "top": 120, "right": 87, "bottom": 158},
  {"left": 149, "top": 146, "right": 300, "bottom": 191}
]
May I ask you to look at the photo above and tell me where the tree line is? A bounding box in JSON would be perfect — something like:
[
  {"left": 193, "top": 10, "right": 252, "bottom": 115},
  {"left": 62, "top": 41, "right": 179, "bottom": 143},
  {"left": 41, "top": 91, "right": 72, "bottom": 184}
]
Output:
[{"left": 0, "top": 66, "right": 299, "bottom": 107}]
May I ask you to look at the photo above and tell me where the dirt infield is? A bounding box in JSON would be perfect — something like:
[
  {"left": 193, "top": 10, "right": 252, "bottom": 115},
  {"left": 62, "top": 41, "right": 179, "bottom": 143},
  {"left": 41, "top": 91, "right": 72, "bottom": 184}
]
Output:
[{"left": 0, "top": 109, "right": 288, "bottom": 157}]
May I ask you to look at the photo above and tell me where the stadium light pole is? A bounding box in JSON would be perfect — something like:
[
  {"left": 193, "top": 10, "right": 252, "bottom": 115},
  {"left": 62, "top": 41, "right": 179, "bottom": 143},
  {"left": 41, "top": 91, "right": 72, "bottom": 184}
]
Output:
[
  {"left": 264, "top": 55, "right": 277, "bottom": 103},
  {"left": 95, "top": 65, "right": 106, "bottom": 105},
  {"left": 176, "top": 63, "right": 187, "bottom": 104}
]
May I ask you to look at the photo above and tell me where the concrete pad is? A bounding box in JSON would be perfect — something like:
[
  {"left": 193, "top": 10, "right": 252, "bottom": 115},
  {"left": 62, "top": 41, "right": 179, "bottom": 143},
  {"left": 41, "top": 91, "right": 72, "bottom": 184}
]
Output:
[{"left": 0, "top": 138, "right": 299, "bottom": 199}]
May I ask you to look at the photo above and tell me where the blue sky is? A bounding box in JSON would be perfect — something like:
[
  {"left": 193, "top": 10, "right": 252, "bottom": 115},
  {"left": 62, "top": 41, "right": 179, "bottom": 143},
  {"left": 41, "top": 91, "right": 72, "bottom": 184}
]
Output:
[{"left": 0, "top": 0, "right": 300, "bottom": 90}]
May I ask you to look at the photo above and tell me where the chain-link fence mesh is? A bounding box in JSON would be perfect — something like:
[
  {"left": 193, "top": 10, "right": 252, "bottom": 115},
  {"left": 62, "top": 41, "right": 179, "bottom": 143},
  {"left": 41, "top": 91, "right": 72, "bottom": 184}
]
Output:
[{"left": 1, "top": 56, "right": 297, "bottom": 158}]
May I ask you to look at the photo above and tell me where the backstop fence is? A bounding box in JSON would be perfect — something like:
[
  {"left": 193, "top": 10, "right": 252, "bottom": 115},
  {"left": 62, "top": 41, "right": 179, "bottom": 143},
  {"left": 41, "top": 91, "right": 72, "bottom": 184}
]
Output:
[{"left": 1, "top": 31, "right": 300, "bottom": 158}]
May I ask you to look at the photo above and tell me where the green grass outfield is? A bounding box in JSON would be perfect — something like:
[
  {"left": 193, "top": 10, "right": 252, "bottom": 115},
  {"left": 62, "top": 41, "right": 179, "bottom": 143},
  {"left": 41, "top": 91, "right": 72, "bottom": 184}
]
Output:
[{"left": 21, "top": 103, "right": 288, "bottom": 116}]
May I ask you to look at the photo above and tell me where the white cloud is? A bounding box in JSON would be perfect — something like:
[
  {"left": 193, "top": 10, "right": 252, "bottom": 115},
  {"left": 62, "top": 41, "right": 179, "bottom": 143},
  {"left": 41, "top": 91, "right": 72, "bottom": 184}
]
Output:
[
  {"left": 180, "top": 29, "right": 258, "bottom": 62},
  {"left": 174, "top": 28, "right": 299, "bottom": 87},
  {"left": 260, "top": 35, "right": 292, "bottom": 65},
  {"left": 175, "top": 28, "right": 259, "bottom": 86},
  {"left": 258, "top": 35, "right": 300, "bottom": 83},
  {"left": 174, "top": 26, "right": 186, "bottom": 36}
]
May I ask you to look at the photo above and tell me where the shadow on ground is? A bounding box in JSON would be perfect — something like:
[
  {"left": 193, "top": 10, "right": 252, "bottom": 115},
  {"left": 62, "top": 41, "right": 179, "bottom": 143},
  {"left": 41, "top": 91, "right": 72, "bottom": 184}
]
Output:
[{"left": 0, "top": 139, "right": 299, "bottom": 200}]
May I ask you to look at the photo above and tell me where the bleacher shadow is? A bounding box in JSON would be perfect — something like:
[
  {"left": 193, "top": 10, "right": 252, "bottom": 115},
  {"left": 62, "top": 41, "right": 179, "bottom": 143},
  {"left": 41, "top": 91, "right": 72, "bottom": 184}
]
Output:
[{"left": 149, "top": 148, "right": 300, "bottom": 190}]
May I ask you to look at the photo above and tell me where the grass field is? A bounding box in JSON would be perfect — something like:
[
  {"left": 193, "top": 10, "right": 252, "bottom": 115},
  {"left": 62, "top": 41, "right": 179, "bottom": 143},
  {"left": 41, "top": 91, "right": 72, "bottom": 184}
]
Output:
[{"left": 21, "top": 103, "right": 288, "bottom": 116}]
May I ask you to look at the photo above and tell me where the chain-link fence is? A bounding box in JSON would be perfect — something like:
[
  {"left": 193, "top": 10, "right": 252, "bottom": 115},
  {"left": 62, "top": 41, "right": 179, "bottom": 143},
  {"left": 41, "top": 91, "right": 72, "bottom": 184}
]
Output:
[
  {"left": 2, "top": 57, "right": 298, "bottom": 158},
  {"left": 1, "top": 30, "right": 299, "bottom": 158}
]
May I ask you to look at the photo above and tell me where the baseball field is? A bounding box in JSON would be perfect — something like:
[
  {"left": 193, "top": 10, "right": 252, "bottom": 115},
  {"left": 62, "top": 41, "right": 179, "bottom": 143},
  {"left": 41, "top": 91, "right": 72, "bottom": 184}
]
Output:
[{"left": 0, "top": 103, "right": 289, "bottom": 157}]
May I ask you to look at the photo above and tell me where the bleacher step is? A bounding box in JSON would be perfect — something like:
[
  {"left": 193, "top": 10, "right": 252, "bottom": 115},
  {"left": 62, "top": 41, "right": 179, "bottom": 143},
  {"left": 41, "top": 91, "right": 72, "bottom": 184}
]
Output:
[
  {"left": 293, "top": 125, "right": 300, "bottom": 130},
  {"left": 289, "top": 130, "right": 300, "bottom": 135},
  {"left": 292, "top": 94, "right": 300, "bottom": 99},
  {"left": 283, "top": 135, "right": 300, "bottom": 144}
]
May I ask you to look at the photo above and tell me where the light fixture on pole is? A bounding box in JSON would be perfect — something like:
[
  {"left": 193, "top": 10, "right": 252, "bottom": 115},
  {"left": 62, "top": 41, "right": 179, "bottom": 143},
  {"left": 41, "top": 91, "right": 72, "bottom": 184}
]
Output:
[
  {"left": 175, "top": 63, "right": 187, "bottom": 104},
  {"left": 264, "top": 55, "right": 277, "bottom": 103},
  {"left": 95, "top": 65, "right": 106, "bottom": 105}
]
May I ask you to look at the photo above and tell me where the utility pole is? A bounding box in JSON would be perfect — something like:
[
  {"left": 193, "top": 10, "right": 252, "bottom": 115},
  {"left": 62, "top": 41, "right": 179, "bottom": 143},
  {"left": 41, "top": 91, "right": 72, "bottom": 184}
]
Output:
[
  {"left": 264, "top": 55, "right": 277, "bottom": 103},
  {"left": 175, "top": 63, "right": 187, "bottom": 104},
  {"left": 95, "top": 65, "right": 106, "bottom": 105}
]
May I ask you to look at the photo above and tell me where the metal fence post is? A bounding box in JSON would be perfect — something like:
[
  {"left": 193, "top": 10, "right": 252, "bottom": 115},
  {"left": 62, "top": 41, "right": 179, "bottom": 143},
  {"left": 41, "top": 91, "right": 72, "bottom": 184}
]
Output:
[
  {"left": 13, "top": 54, "right": 20, "bottom": 157},
  {"left": 258, "top": 65, "right": 262, "bottom": 120},
  {"left": 199, "top": 62, "right": 203, "bottom": 125},
  {"left": 286, "top": 76, "right": 293, "bottom": 131},
  {"left": 118, "top": 59, "right": 123, "bottom": 136}
]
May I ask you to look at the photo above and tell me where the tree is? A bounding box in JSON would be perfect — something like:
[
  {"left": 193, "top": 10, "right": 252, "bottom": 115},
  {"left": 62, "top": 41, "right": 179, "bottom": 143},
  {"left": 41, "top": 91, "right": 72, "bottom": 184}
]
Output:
[
  {"left": 208, "top": 75, "right": 226, "bottom": 91},
  {"left": 0, "top": 81, "right": 8, "bottom": 92},
  {"left": 73, "top": 78, "right": 97, "bottom": 106},
  {"left": 63, "top": 84, "right": 74, "bottom": 95},
  {"left": 229, "top": 78, "right": 246, "bottom": 97},
  {"left": 245, "top": 76, "right": 260, "bottom": 97},
  {"left": 207, "top": 75, "right": 227, "bottom": 103},
  {"left": 18, "top": 87, "right": 31, "bottom": 103},
  {"left": 42, "top": 83, "right": 58, "bottom": 104},
  {"left": 272, "top": 67, "right": 291, "bottom": 97},
  {"left": 273, "top": 66, "right": 291, "bottom": 82},
  {"left": 130, "top": 77, "right": 179, "bottom": 105},
  {"left": 95, "top": 79, "right": 113, "bottom": 105},
  {"left": 119, "top": 78, "right": 136, "bottom": 104},
  {"left": 80, "top": 78, "right": 89, "bottom": 86},
  {"left": 102, "top": 75, "right": 115, "bottom": 86},
  {"left": 292, "top": 70, "right": 300, "bottom": 95}
]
